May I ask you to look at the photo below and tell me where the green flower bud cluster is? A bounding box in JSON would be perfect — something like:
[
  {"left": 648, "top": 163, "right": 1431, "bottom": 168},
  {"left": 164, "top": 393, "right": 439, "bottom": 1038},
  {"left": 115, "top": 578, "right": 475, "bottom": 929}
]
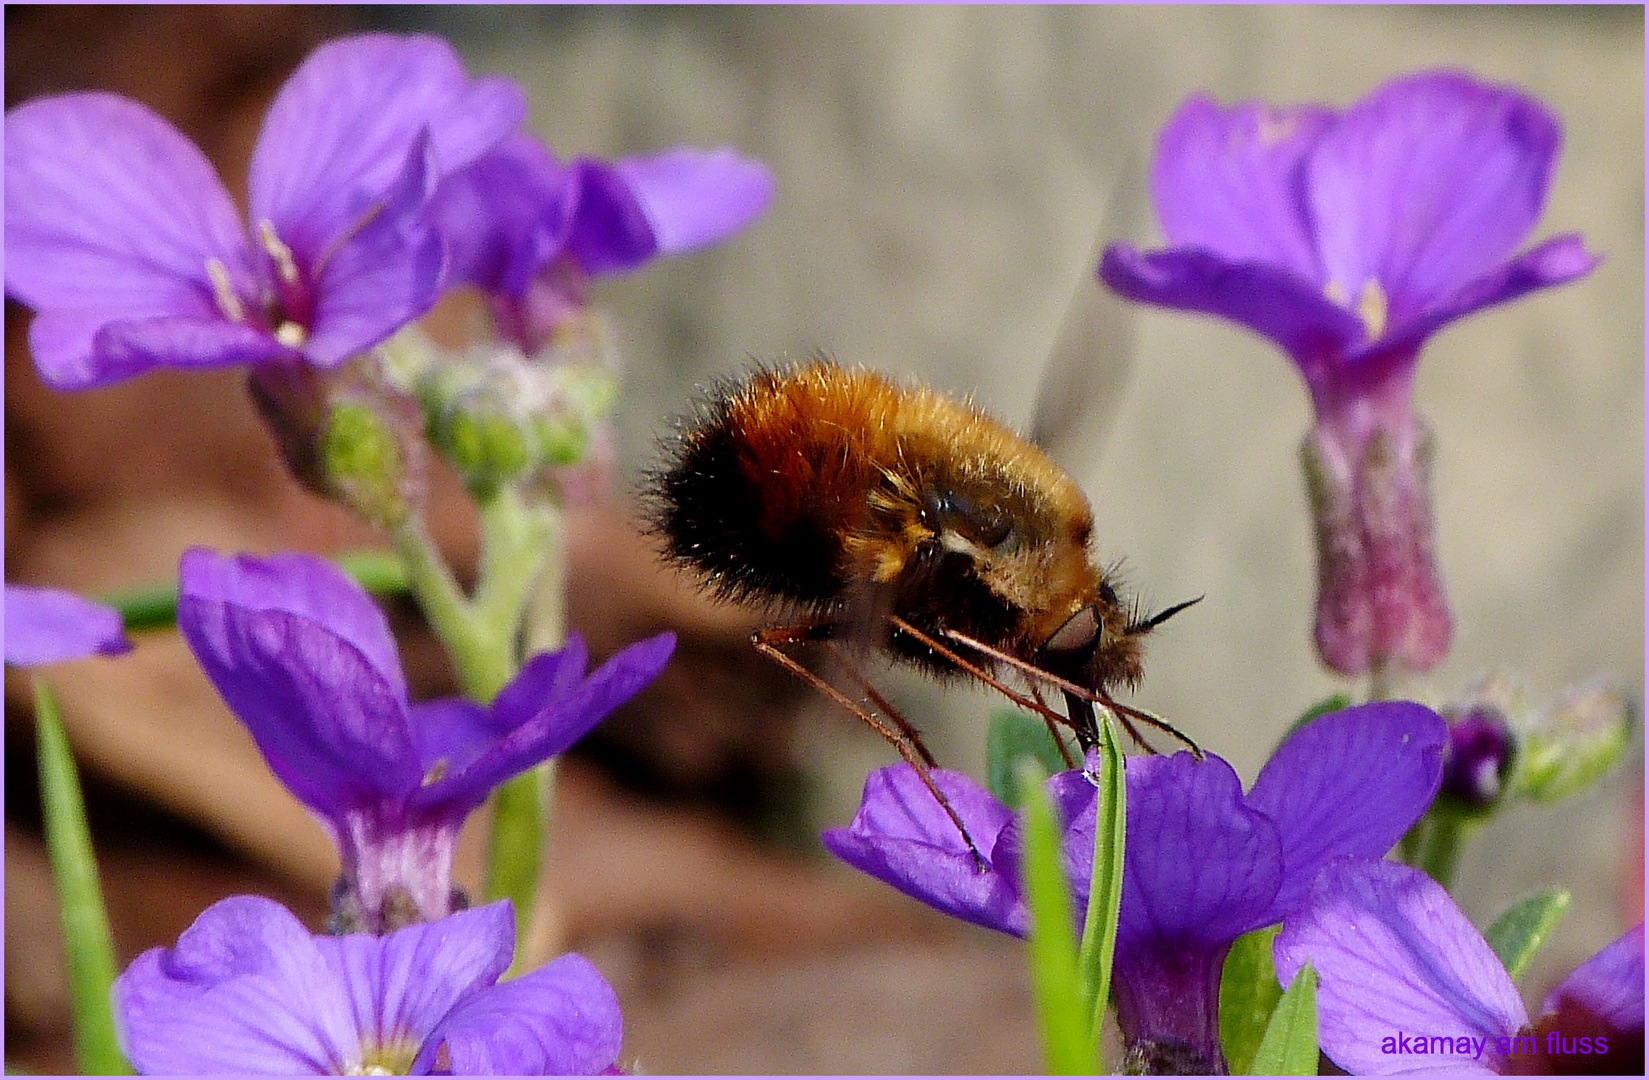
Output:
[{"left": 416, "top": 346, "right": 618, "bottom": 501}]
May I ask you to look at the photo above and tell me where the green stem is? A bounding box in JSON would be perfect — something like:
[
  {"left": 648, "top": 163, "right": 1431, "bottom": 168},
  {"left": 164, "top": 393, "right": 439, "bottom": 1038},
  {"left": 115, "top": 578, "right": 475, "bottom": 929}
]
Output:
[
  {"left": 1412, "top": 809, "right": 1474, "bottom": 891},
  {"left": 36, "top": 679, "right": 131, "bottom": 1075},
  {"left": 464, "top": 490, "right": 558, "bottom": 969},
  {"left": 389, "top": 517, "right": 506, "bottom": 703}
]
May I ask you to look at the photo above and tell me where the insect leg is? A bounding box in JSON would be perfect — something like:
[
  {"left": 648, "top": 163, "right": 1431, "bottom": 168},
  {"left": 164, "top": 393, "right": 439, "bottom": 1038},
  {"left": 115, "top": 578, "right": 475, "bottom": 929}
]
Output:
[
  {"left": 751, "top": 623, "right": 985, "bottom": 866},
  {"left": 1030, "top": 683, "right": 1078, "bottom": 769},
  {"left": 817, "top": 638, "right": 936, "bottom": 767},
  {"left": 885, "top": 616, "right": 1077, "bottom": 735}
]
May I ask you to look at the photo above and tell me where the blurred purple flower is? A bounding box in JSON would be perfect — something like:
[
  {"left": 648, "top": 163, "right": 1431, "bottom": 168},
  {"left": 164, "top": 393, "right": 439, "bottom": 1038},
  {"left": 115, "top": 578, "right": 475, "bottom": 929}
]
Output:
[
  {"left": 1101, "top": 72, "right": 1595, "bottom": 679},
  {"left": 4, "top": 584, "right": 132, "bottom": 667},
  {"left": 115, "top": 896, "right": 622, "bottom": 1074},
  {"left": 5, "top": 33, "right": 525, "bottom": 390},
  {"left": 428, "top": 132, "right": 773, "bottom": 353},
  {"left": 826, "top": 701, "right": 1446, "bottom": 1072},
  {"left": 1276, "top": 860, "right": 1643, "bottom": 1074},
  {"left": 176, "top": 547, "right": 673, "bottom": 932}
]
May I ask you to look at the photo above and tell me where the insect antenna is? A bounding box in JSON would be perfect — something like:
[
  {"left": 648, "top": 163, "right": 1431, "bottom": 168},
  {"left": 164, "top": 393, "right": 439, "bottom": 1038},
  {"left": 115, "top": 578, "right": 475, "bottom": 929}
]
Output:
[{"left": 1125, "top": 595, "right": 1203, "bottom": 635}]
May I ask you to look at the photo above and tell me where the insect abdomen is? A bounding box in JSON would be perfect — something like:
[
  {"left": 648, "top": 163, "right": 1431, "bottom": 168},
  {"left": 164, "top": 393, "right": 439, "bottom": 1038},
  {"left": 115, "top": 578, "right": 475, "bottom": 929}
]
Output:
[{"left": 652, "top": 364, "right": 887, "bottom": 608}]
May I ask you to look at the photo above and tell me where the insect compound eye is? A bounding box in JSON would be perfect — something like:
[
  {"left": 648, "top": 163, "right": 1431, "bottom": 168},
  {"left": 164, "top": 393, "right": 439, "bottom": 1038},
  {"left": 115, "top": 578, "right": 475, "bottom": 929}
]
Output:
[
  {"left": 1042, "top": 605, "right": 1101, "bottom": 656},
  {"left": 924, "top": 486, "right": 1016, "bottom": 551}
]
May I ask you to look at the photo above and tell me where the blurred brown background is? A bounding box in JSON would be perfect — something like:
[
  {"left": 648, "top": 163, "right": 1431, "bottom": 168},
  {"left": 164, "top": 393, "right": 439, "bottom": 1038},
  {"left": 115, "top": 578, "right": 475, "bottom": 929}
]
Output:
[{"left": 5, "top": 6, "right": 1642, "bottom": 1074}]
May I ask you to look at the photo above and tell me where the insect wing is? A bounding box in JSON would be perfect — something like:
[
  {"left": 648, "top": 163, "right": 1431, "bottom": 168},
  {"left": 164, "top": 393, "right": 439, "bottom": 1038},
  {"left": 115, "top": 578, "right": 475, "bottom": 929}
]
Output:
[{"left": 1029, "top": 153, "right": 1152, "bottom": 479}]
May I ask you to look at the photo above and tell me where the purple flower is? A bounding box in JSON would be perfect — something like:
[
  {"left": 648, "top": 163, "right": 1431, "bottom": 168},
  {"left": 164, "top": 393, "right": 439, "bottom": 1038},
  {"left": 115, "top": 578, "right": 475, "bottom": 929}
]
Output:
[
  {"left": 176, "top": 547, "right": 674, "bottom": 932},
  {"left": 4, "top": 585, "right": 132, "bottom": 667},
  {"left": 428, "top": 132, "right": 773, "bottom": 354},
  {"left": 826, "top": 701, "right": 1447, "bottom": 1072},
  {"left": 115, "top": 895, "right": 622, "bottom": 1074},
  {"left": 5, "top": 33, "right": 525, "bottom": 390},
  {"left": 1275, "top": 860, "right": 1643, "bottom": 1074},
  {"left": 1101, "top": 72, "right": 1596, "bottom": 679}
]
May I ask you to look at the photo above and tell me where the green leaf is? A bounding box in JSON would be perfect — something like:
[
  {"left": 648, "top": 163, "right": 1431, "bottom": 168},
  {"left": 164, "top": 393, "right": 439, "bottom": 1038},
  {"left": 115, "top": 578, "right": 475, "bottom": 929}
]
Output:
[
  {"left": 986, "top": 710, "right": 1071, "bottom": 806},
  {"left": 1247, "top": 960, "right": 1318, "bottom": 1076},
  {"left": 1018, "top": 758, "right": 1099, "bottom": 1075},
  {"left": 35, "top": 680, "right": 132, "bottom": 1074},
  {"left": 1075, "top": 715, "right": 1126, "bottom": 1059},
  {"left": 1219, "top": 924, "right": 1283, "bottom": 1075},
  {"left": 1483, "top": 888, "right": 1571, "bottom": 981},
  {"left": 100, "top": 548, "right": 412, "bottom": 632}
]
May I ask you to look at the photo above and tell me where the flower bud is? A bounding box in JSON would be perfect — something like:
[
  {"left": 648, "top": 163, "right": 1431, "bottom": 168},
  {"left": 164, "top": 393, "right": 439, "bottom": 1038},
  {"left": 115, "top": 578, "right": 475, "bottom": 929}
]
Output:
[
  {"left": 320, "top": 394, "right": 420, "bottom": 529},
  {"left": 429, "top": 389, "right": 537, "bottom": 499},
  {"left": 1439, "top": 707, "right": 1514, "bottom": 809},
  {"left": 1509, "top": 680, "right": 1635, "bottom": 804}
]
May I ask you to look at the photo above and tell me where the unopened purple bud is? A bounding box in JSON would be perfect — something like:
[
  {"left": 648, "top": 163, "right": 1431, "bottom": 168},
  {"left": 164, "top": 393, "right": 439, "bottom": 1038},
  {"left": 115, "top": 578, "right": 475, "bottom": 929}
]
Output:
[{"left": 1440, "top": 708, "right": 1514, "bottom": 807}]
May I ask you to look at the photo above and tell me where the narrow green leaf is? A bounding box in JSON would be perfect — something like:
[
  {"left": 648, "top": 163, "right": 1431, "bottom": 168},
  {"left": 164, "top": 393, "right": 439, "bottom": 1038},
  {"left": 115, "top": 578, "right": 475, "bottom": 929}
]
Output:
[
  {"left": 986, "top": 709, "right": 1071, "bottom": 807},
  {"left": 1075, "top": 713, "right": 1126, "bottom": 1059},
  {"left": 1219, "top": 924, "right": 1283, "bottom": 1075},
  {"left": 1247, "top": 961, "right": 1318, "bottom": 1076},
  {"left": 1483, "top": 888, "right": 1571, "bottom": 982},
  {"left": 35, "top": 680, "right": 132, "bottom": 1075},
  {"left": 1018, "top": 758, "right": 1099, "bottom": 1075},
  {"left": 99, "top": 548, "right": 412, "bottom": 631}
]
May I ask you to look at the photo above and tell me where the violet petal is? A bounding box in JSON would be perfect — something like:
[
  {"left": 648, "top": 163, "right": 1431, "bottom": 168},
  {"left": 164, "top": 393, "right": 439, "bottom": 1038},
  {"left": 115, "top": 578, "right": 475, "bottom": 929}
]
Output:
[
  {"left": 114, "top": 896, "right": 358, "bottom": 1074},
  {"left": 1542, "top": 923, "right": 1645, "bottom": 1031},
  {"left": 566, "top": 159, "right": 659, "bottom": 276},
  {"left": 1118, "top": 753, "right": 1283, "bottom": 950},
  {"left": 316, "top": 900, "right": 513, "bottom": 1062},
  {"left": 1247, "top": 701, "right": 1447, "bottom": 922},
  {"left": 1275, "top": 859, "right": 1526, "bottom": 1074},
  {"left": 428, "top": 132, "right": 576, "bottom": 296},
  {"left": 822, "top": 764, "right": 1026, "bottom": 936},
  {"left": 1151, "top": 95, "right": 1333, "bottom": 279},
  {"left": 407, "top": 698, "right": 497, "bottom": 780},
  {"left": 1364, "top": 231, "right": 1599, "bottom": 360},
  {"left": 178, "top": 548, "right": 406, "bottom": 700},
  {"left": 1100, "top": 242, "right": 1364, "bottom": 366},
  {"left": 1309, "top": 70, "right": 1563, "bottom": 323},
  {"left": 4, "top": 93, "right": 257, "bottom": 389},
  {"left": 417, "top": 952, "right": 623, "bottom": 1075},
  {"left": 249, "top": 33, "right": 525, "bottom": 267},
  {"left": 488, "top": 634, "right": 592, "bottom": 733},
  {"left": 3, "top": 585, "right": 132, "bottom": 667},
  {"left": 611, "top": 147, "right": 774, "bottom": 257},
  {"left": 416, "top": 632, "right": 674, "bottom": 815},
  {"left": 86, "top": 315, "right": 296, "bottom": 381},
  {"left": 301, "top": 131, "right": 448, "bottom": 366},
  {"left": 179, "top": 599, "right": 422, "bottom": 815}
]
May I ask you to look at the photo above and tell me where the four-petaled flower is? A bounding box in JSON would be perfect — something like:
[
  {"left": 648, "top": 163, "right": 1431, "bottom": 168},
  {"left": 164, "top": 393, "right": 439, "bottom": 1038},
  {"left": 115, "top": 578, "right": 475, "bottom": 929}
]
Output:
[
  {"left": 825, "top": 701, "right": 1447, "bottom": 1072},
  {"left": 1101, "top": 71, "right": 1596, "bottom": 679},
  {"left": 1276, "top": 859, "right": 1643, "bottom": 1074},
  {"left": 115, "top": 896, "right": 623, "bottom": 1075},
  {"left": 177, "top": 547, "right": 674, "bottom": 932},
  {"left": 4, "top": 33, "right": 525, "bottom": 390},
  {"left": 427, "top": 131, "right": 773, "bottom": 355},
  {"left": 4, "top": 585, "right": 132, "bottom": 667}
]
